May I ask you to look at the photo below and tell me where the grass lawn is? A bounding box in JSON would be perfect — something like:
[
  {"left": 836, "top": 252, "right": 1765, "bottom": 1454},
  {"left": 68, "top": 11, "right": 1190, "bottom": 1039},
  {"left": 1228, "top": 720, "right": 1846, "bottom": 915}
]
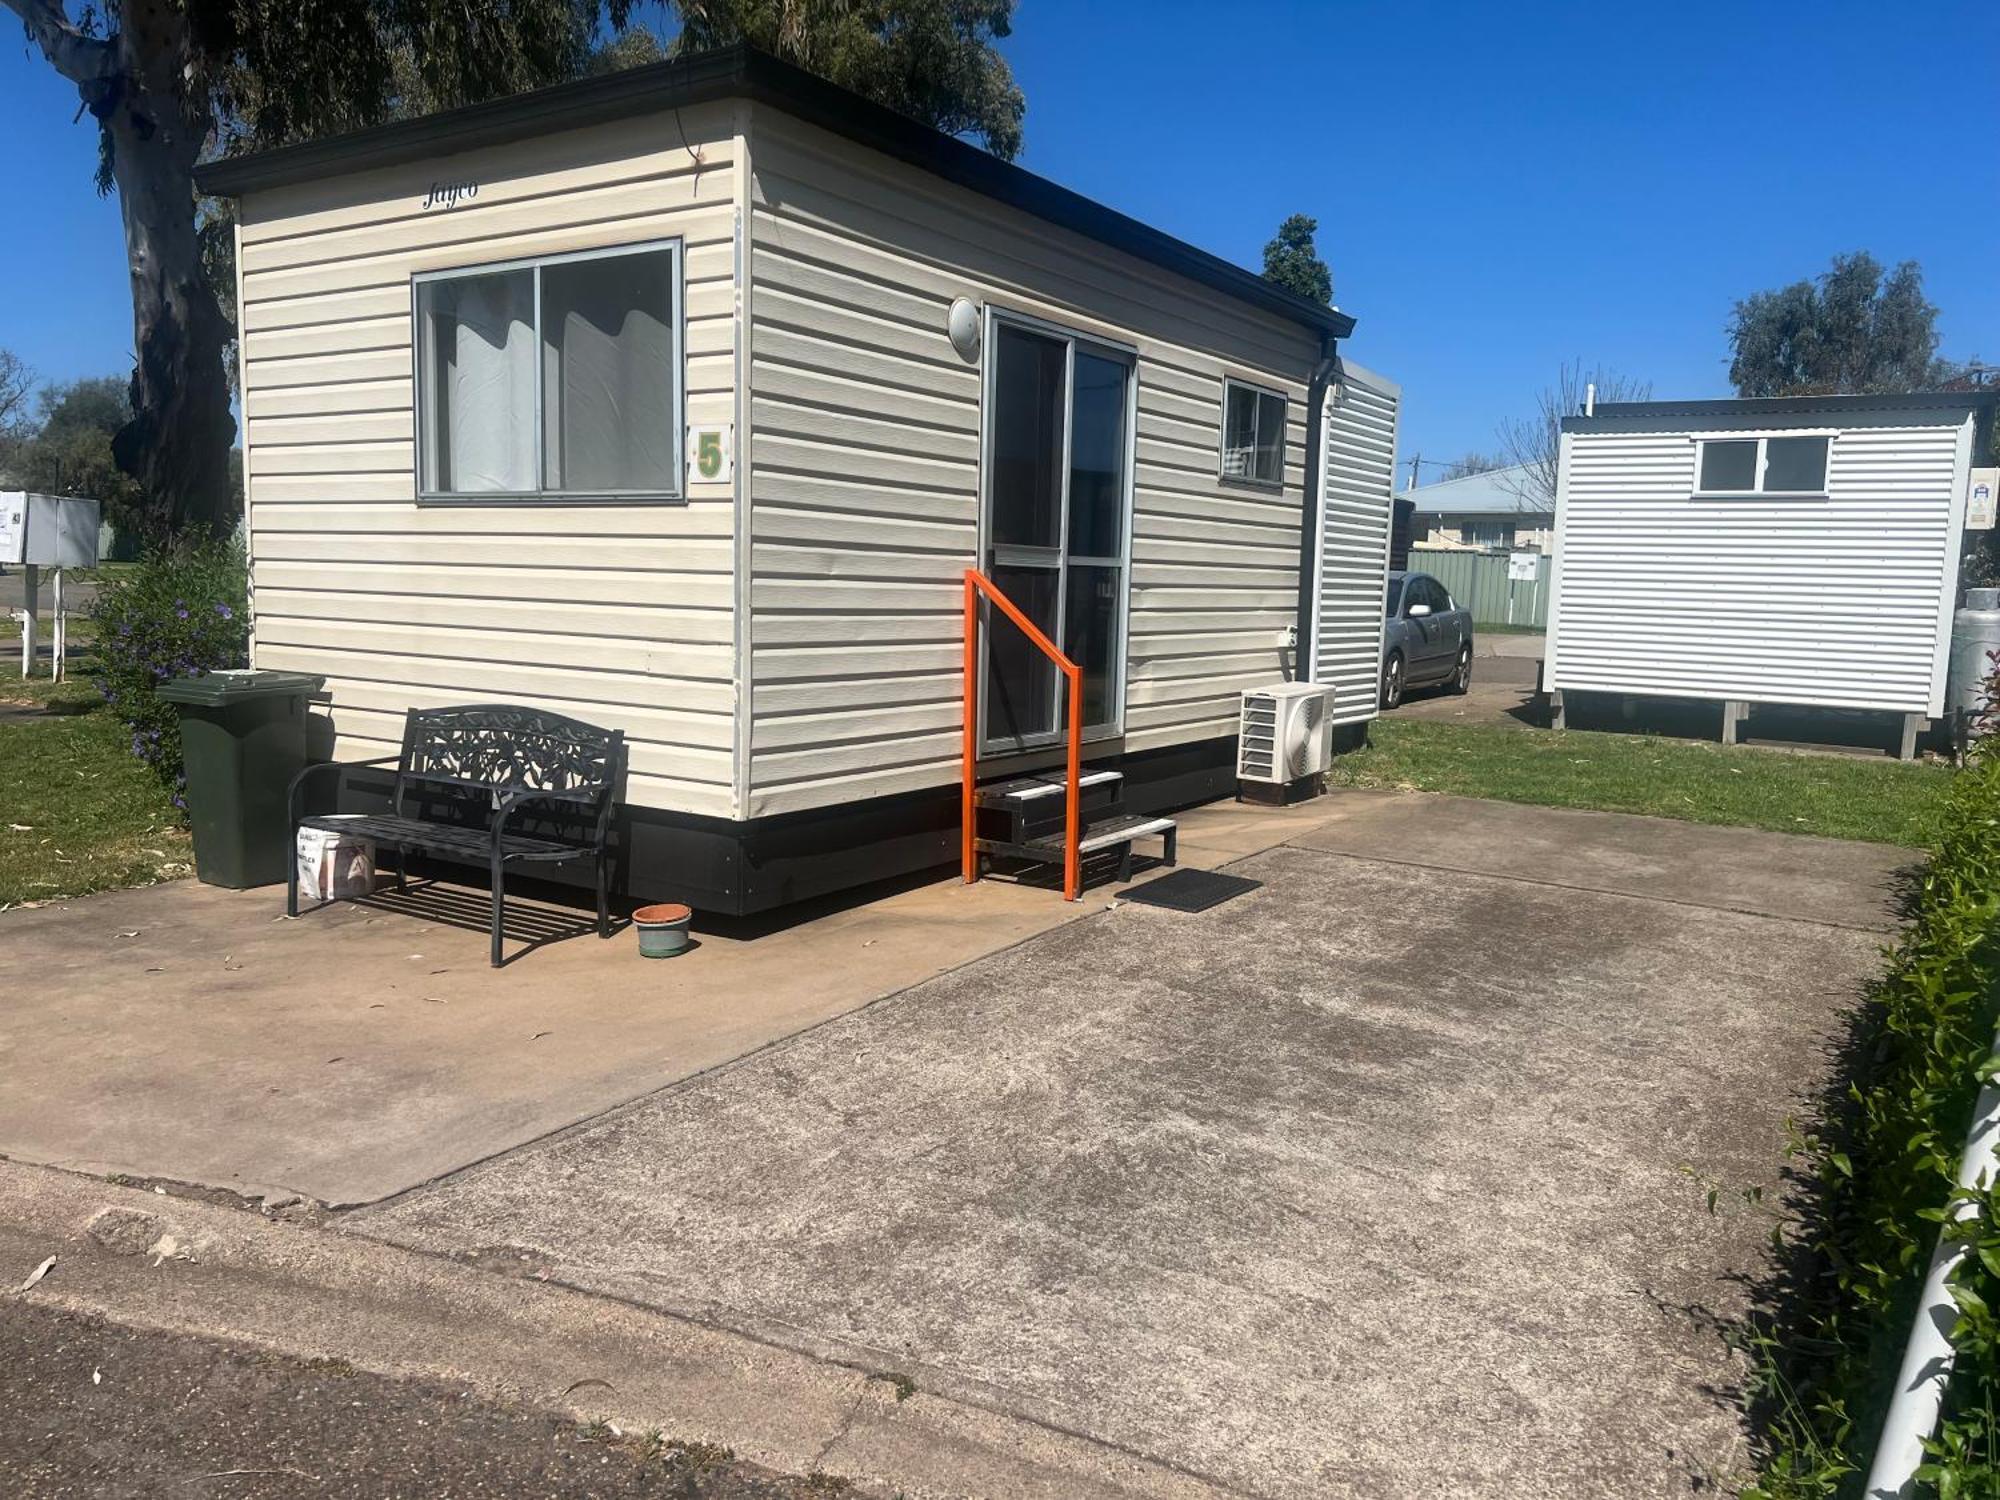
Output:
[
  {"left": 0, "top": 663, "right": 192, "bottom": 908},
  {"left": 1331, "top": 717, "right": 1956, "bottom": 848}
]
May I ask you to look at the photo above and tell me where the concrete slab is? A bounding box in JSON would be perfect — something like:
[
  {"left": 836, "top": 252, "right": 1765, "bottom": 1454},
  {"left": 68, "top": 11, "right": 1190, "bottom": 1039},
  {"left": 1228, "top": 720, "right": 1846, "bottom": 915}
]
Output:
[
  {"left": 1391, "top": 654, "right": 1541, "bottom": 730},
  {"left": 0, "top": 795, "right": 1353, "bottom": 1208},
  {"left": 0, "top": 870, "right": 1110, "bottom": 1207},
  {"left": 1294, "top": 790, "right": 1913, "bottom": 930},
  {"left": 361, "top": 812, "right": 1889, "bottom": 1497}
]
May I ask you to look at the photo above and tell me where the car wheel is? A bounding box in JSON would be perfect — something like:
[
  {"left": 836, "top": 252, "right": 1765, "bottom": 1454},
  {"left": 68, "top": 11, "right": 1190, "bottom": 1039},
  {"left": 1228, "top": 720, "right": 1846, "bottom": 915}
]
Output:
[
  {"left": 1381, "top": 651, "right": 1405, "bottom": 710},
  {"left": 1450, "top": 644, "right": 1472, "bottom": 695}
]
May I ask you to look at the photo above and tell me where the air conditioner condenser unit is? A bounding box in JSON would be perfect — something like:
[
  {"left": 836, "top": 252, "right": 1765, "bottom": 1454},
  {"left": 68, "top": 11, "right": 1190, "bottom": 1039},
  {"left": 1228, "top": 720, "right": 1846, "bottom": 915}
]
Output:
[{"left": 1238, "top": 683, "right": 1335, "bottom": 788}]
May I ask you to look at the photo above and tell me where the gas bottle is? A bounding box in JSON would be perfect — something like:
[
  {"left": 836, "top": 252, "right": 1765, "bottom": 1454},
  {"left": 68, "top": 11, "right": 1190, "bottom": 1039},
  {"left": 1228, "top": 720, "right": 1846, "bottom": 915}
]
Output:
[{"left": 1948, "top": 586, "right": 2000, "bottom": 736}]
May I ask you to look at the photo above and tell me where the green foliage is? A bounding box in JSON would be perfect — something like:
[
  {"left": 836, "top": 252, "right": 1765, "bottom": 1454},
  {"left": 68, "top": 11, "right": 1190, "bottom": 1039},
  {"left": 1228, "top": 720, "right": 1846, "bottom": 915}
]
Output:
[
  {"left": 5, "top": 377, "right": 146, "bottom": 535},
  {"left": 1261, "top": 212, "right": 1332, "bottom": 306},
  {"left": 199, "top": 0, "right": 632, "bottom": 158},
  {"left": 1729, "top": 252, "right": 1943, "bottom": 397},
  {"left": 1738, "top": 668, "right": 2000, "bottom": 1498},
  {"left": 675, "top": 0, "right": 1024, "bottom": 159},
  {"left": 88, "top": 543, "right": 250, "bottom": 802}
]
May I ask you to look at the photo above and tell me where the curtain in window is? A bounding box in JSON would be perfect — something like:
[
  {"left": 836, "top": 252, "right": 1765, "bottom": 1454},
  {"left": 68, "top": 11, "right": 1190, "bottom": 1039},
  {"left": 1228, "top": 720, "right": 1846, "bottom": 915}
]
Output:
[
  {"left": 541, "top": 254, "right": 676, "bottom": 492},
  {"left": 431, "top": 271, "right": 535, "bottom": 493}
]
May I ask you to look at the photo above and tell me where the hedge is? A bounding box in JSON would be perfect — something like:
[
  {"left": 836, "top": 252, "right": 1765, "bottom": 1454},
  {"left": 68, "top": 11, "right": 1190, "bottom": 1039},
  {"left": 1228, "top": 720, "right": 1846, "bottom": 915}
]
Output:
[{"left": 1744, "top": 675, "right": 2000, "bottom": 1497}]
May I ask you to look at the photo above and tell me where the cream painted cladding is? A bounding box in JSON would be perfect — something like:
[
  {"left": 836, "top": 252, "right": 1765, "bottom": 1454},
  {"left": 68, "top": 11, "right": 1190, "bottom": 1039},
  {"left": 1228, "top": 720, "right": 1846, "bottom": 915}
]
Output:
[
  {"left": 1545, "top": 411, "right": 1978, "bottom": 716},
  {"left": 237, "top": 104, "right": 742, "bottom": 818},
  {"left": 1313, "top": 360, "right": 1399, "bottom": 725},
  {"left": 741, "top": 106, "right": 1320, "bottom": 819}
]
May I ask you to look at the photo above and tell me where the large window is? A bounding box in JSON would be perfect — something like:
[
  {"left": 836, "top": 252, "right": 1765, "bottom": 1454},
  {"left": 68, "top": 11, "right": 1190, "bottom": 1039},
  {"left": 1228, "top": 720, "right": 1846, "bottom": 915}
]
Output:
[
  {"left": 981, "top": 315, "right": 1135, "bottom": 753},
  {"left": 1221, "top": 378, "right": 1288, "bottom": 486},
  {"left": 1694, "top": 434, "right": 1830, "bottom": 496},
  {"left": 415, "top": 241, "right": 682, "bottom": 502}
]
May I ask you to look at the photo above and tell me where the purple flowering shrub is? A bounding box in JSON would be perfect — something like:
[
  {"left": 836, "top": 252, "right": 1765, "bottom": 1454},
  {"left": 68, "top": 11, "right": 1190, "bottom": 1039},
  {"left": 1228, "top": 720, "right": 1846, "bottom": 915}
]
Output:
[{"left": 89, "top": 542, "right": 249, "bottom": 802}]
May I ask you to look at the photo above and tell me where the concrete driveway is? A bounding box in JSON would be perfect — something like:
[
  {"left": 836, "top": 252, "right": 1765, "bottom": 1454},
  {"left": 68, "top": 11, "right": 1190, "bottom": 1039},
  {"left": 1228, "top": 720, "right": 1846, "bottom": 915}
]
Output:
[{"left": 351, "top": 794, "right": 1905, "bottom": 1498}]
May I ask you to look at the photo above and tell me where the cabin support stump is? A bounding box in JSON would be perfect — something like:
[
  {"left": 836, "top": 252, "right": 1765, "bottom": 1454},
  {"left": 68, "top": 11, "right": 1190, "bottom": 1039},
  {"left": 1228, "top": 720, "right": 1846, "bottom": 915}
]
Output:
[
  {"left": 1899, "top": 713, "right": 1926, "bottom": 762},
  {"left": 1721, "top": 700, "right": 1747, "bottom": 746}
]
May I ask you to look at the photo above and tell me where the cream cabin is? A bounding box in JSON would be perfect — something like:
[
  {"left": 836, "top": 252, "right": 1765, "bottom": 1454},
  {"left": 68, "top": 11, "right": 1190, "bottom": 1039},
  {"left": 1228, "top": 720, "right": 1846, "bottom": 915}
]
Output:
[{"left": 199, "top": 45, "right": 1399, "bottom": 913}]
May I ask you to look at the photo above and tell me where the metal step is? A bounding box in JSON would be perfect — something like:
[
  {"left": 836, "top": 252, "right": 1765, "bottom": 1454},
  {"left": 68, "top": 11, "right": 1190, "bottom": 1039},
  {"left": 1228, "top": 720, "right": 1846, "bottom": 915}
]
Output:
[
  {"left": 973, "top": 769, "right": 1123, "bottom": 808},
  {"left": 1034, "top": 814, "right": 1177, "bottom": 857},
  {"left": 976, "top": 812, "right": 1177, "bottom": 862}
]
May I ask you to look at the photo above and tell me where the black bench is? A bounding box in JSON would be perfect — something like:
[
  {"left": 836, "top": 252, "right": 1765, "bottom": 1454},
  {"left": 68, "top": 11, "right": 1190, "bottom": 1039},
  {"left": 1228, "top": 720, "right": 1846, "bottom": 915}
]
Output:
[{"left": 287, "top": 704, "right": 625, "bottom": 966}]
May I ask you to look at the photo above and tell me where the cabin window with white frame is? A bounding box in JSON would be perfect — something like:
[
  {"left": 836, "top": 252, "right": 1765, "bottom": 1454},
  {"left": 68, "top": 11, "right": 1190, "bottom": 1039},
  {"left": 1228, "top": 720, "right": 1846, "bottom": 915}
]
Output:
[
  {"left": 416, "top": 241, "right": 682, "bottom": 501},
  {"left": 1694, "top": 434, "right": 1830, "bottom": 496},
  {"left": 1221, "top": 379, "right": 1287, "bottom": 485}
]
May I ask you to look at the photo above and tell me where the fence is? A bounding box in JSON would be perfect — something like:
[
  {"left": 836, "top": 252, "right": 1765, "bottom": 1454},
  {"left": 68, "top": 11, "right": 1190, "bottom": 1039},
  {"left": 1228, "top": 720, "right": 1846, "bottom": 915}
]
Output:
[{"left": 1408, "top": 546, "right": 1549, "bottom": 630}]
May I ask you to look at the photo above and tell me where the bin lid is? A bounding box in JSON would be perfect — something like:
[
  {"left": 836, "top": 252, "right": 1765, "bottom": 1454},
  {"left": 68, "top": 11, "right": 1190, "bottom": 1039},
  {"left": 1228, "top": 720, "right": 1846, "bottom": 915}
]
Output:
[{"left": 156, "top": 669, "right": 326, "bottom": 706}]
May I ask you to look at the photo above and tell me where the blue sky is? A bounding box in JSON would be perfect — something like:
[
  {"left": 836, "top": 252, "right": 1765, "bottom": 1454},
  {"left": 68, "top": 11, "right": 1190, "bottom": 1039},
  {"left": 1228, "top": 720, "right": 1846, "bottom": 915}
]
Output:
[{"left": 4, "top": 0, "right": 1994, "bottom": 480}]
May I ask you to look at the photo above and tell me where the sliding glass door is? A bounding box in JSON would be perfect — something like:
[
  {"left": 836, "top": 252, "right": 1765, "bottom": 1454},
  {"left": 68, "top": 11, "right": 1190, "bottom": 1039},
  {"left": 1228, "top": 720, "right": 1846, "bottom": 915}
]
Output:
[{"left": 980, "top": 315, "right": 1134, "bottom": 754}]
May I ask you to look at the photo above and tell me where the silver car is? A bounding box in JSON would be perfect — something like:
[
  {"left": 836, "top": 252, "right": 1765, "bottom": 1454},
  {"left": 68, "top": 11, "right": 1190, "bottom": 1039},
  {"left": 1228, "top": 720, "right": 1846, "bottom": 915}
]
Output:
[{"left": 1381, "top": 570, "right": 1473, "bottom": 708}]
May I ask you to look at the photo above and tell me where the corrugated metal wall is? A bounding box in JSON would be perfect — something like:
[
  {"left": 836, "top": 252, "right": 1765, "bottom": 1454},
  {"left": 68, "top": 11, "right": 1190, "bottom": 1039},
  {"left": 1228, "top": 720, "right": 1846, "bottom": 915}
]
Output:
[
  {"left": 1546, "top": 415, "right": 1975, "bottom": 714},
  {"left": 1313, "top": 360, "right": 1398, "bottom": 725},
  {"left": 1407, "top": 547, "right": 1549, "bottom": 628}
]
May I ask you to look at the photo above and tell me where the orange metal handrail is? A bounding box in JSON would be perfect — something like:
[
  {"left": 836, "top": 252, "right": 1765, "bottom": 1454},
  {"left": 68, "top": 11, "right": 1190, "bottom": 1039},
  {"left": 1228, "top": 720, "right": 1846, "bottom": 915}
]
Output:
[{"left": 962, "top": 568, "right": 1083, "bottom": 902}]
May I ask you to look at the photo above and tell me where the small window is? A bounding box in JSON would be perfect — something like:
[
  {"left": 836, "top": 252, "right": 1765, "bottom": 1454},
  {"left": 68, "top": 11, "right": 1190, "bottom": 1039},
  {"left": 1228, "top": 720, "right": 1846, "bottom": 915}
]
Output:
[
  {"left": 1459, "top": 519, "right": 1516, "bottom": 550},
  {"left": 1221, "top": 379, "right": 1287, "bottom": 485},
  {"left": 1384, "top": 577, "right": 1404, "bottom": 617},
  {"left": 417, "top": 241, "right": 682, "bottom": 501},
  {"left": 1694, "top": 434, "right": 1829, "bottom": 496},
  {"left": 1764, "top": 436, "right": 1830, "bottom": 492}
]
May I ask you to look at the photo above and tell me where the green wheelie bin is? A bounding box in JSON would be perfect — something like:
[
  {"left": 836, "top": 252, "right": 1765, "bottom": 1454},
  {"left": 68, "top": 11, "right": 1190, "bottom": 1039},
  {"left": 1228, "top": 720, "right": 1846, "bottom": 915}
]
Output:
[{"left": 157, "top": 670, "right": 325, "bottom": 889}]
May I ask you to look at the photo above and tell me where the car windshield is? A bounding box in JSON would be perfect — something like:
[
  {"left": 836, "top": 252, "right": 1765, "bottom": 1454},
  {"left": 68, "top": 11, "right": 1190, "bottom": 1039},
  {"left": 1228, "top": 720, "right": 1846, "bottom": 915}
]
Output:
[{"left": 1384, "top": 579, "right": 1404, "bottom": 617}]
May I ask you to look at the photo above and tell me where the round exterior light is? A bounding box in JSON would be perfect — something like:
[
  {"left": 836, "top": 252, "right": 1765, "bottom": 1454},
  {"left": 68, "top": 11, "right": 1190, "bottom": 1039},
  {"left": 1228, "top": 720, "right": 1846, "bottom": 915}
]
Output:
[{"left": 947, "top": 297, "right": 981, "bottom": 361}]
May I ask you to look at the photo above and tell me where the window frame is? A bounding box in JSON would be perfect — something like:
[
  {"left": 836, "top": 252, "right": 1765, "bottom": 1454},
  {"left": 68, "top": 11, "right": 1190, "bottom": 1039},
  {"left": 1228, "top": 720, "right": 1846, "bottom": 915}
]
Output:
[
  {"left": 974, "top": 304, "right": 1140, "bottom": 757},
  {"left": 411, "top": 237, "right": 687, "bottom": 507},
  {"left": 1690, "top": 430, "right": 1835, "bottom": 499},
  {"left": 1219, "top": 376, "right": 1290, "bottom": 490}
]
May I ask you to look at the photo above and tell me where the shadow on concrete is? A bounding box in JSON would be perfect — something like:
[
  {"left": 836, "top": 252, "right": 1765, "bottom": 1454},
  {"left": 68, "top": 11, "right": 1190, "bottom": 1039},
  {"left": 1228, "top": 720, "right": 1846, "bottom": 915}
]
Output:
[{"left": 340, "top": 877, "right": 626, "bottom": 967}]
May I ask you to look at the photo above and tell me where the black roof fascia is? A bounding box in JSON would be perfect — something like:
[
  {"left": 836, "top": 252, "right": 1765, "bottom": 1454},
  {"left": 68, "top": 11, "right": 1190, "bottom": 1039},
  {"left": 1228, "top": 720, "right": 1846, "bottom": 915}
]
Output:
[
  {"left": 1562, "top": 391, "right": 1996, "bottom": 432},
  {"left": 195, "top": 44, "right": 1356, "bottom": 341}
]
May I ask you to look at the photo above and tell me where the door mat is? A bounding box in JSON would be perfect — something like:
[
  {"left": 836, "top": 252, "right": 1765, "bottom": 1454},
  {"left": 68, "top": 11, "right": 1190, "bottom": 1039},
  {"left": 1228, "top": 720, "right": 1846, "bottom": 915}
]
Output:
[{"left": 1118, "top": 869, "right": 1262, "bottom": 913}]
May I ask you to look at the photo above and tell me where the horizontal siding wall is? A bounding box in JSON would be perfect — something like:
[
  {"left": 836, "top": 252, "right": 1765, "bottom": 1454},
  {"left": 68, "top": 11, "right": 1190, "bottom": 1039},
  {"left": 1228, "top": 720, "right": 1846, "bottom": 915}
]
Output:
[
  {"left": 237, "top": 105, "right": 742, "bottom": 817},
  {"left": 1314, "top": 363, "right": 1397, "bottom": 724},
  {"left": 743, "top": 107, "right": 1318, "bottom": 818},
  {"left": 1547, "top": 419, "right": 1969, "bottom": 714}
]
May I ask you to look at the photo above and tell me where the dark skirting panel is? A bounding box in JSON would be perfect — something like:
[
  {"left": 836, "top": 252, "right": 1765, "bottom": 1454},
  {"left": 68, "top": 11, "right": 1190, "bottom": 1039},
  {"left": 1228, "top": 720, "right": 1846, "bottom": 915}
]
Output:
[{"left": 321, "top": 732, "right": 1244, "bottom": 916}]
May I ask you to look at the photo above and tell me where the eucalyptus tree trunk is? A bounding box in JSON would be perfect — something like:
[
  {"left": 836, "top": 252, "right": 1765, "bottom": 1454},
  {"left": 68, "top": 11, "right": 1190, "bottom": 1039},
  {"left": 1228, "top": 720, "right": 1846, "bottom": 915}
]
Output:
[{"left": 6, "top": 0, "right": 238, "bottom": 541}]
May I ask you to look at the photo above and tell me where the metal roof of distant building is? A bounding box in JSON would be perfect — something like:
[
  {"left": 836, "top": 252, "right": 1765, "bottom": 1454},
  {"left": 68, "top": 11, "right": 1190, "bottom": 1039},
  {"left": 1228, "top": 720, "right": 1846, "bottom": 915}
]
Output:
[
  {"left": 1400, "top": 464, "right": 1547, "bottom": 516},
  {"left": 1563, "top": 391, "right": 1995, "bottom": 431}
]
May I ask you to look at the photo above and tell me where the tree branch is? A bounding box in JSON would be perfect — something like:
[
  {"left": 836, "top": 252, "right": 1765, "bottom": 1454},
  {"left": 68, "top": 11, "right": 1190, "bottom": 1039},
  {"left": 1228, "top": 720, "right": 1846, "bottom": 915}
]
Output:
[{"left": 2, "top": 0, "right": 115, "bottom": 86}]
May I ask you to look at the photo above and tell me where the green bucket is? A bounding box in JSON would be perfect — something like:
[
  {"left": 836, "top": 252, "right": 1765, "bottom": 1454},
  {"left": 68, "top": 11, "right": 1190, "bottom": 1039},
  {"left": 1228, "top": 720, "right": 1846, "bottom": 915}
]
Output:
[{"left": 633, "top": 902, "right": 692, "bottom": 959}]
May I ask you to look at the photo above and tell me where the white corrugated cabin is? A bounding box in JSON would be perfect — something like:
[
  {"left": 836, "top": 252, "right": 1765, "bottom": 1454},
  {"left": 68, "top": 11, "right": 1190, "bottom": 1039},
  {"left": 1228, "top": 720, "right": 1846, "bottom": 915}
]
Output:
[
  {"left": 199, "top": 45, "right": 1399, "bottom": 912},
  {"left": 1546, "top": 393, "right": 1996, "bottom": 757}
]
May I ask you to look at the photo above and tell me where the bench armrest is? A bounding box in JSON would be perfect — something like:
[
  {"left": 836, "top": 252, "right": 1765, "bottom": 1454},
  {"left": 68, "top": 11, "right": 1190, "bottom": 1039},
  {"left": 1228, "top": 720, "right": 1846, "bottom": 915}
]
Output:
[{"left": 287, "top": 755, "right": 401, "bottom": 827}]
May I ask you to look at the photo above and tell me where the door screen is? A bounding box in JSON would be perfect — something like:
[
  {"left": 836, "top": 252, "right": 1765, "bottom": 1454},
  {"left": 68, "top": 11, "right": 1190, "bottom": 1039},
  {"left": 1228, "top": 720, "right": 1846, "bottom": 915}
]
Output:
[{"left": 981, "top": 319, "right": 1134, "bottom": 753}]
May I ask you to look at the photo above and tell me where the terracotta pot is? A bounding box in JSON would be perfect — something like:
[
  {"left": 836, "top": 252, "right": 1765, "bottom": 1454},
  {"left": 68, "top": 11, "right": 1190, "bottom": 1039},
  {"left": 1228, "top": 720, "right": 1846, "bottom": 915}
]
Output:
[{"left": 632, "top": 902, "right": 693, "bottom": 959}]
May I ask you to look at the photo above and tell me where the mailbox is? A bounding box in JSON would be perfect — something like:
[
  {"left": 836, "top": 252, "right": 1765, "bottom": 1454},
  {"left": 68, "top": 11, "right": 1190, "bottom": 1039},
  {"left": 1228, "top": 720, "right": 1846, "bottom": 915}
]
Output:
[{"left": 0, "top": 492, "right": 102, "bottom": 568}]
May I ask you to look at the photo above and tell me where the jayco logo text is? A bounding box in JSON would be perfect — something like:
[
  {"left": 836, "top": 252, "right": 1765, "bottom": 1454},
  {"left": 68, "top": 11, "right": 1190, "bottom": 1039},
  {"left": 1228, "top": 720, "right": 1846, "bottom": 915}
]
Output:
[{"left": 422, "top": 180, "right": 479, "bottom": 210}]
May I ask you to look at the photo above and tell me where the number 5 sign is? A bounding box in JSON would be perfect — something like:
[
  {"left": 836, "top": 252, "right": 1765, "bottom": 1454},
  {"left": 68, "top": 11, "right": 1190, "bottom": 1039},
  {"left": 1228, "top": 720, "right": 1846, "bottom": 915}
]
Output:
[{"left": 687, "top": 424, "right": 733, "bottom": 485}]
